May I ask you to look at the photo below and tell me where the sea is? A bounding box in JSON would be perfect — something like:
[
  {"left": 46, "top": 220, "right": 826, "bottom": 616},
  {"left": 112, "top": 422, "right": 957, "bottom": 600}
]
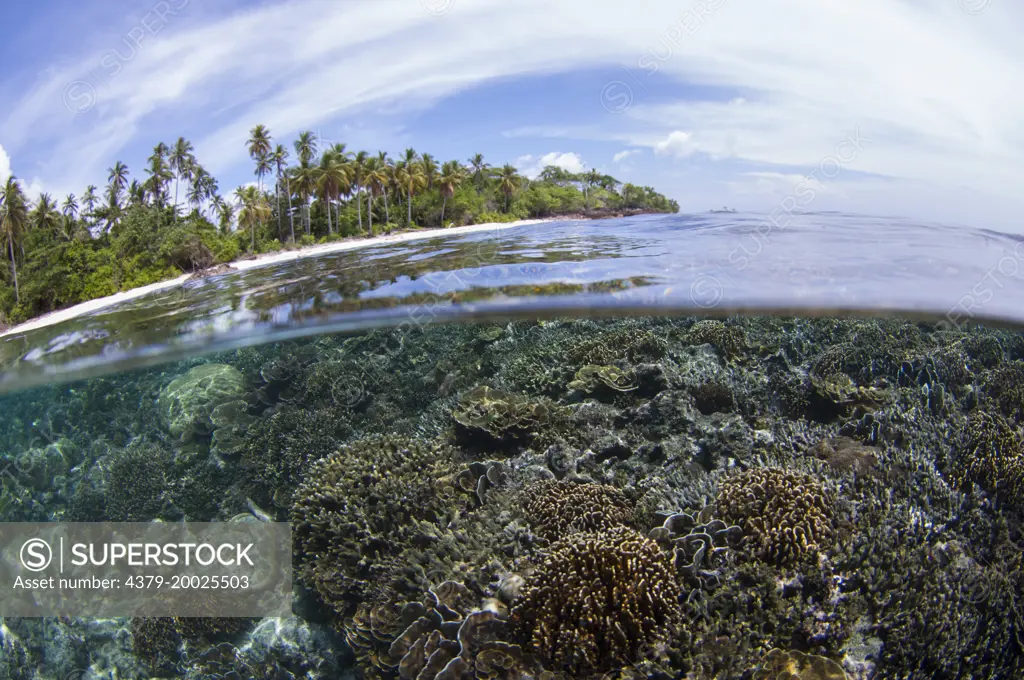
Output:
[{"left": 0, "top": 211, "right": 1022, "bottom": 679}]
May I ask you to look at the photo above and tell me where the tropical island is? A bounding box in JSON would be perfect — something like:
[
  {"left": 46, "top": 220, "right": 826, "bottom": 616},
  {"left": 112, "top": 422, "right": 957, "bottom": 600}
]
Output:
[{"left": 0, "top": 126, "right": 678, "bottom": 328}]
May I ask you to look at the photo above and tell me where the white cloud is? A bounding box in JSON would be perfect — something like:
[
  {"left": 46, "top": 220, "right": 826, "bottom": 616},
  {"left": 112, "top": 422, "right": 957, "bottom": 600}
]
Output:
[
  {"left": 0, "top": 144, "right": 10, "bottom": 183},
  {"left": 613, "top": 149, "right": 641, "bottom": 163},
  {"left": 3, "top": 0, "right": 1024, "bottom": 226},
  {"left": 515, "top": 151, "right": 586, "bottom": 179}
]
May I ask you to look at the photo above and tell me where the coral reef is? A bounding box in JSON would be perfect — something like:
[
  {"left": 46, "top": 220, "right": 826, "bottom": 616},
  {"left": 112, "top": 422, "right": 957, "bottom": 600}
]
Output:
[
  {"left": 752, "top": 648, "right": 847, "bottom": 679},
  {"left": 157, "top": 363, "right": 247, "bottom": 440},
  {"left": 452, "top": 385, "right": 566, "bottom": 449},
  {"left": 510, "top": 526, "right": 682, "bottom": 676},
  {"left": 518, "top": 479, "right": 635, "bottom": 541},
  {"left": 716, "top": 468, "right": 833, "bottom": 566},
  {"left": 291, "top": 435, "right": 471, "bottom": 614}
]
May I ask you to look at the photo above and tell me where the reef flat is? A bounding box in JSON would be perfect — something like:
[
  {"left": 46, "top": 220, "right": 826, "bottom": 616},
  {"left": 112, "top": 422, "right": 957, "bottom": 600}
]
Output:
[{"left": 1, "top": 315, "right": 1022, "bottom": 679}]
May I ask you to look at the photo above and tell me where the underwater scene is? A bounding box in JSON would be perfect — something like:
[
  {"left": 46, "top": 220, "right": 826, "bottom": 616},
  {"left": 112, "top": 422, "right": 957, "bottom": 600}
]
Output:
[{"left": 1, "top": 213, "right": 1024, "bottom": 679}]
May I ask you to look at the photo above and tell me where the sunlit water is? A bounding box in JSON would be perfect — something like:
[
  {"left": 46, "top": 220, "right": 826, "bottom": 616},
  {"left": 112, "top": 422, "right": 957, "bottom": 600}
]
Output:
[{"left": 1, "top": 212, "right": 1024, "bottom": 679}]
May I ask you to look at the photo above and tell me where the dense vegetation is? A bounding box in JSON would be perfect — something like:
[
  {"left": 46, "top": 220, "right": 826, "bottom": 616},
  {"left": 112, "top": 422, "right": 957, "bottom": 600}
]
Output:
[{"left": 0, "top": 127, "right": 677, "bottom": 326}]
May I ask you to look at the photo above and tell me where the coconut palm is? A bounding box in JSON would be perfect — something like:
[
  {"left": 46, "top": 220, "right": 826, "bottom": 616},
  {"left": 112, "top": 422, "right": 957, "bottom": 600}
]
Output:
[
  {"left": 362, "top": 155, "right": 389, "bottom": 235},
  {"left": 291, "top": 163, "right": 318, "bottom": 236},
  {"left": 0, "top": 177, "right": 29, "bottom": 302},
  {"left": 351, "top": 151, "right": 369, "bottom": 235},
  {"left": 169, "top": 137, "right": 195, "bottom": 215},
  {"left": 187, "top": 166, "right": 211, "bottom": 214},
  {"left": 315, "top": 150, "right": 348, "bottom": 236},
  {"left": 212, "top": 195, "right": 234, "bottom": 235},
  {"left": 293, "top": 131, "right": 318, "bottom": 167},
  {"left": 271, "top": 144, "right": 292, "bottom": 241},
  {"left": 420, "top": 153, "right": 438, "bottom": 190},
  {"left": 582, "top": 167, "right": 602, "bottom": 209},
  {"left": 145, "top": 143, "right": 172, "bottom": 206},
  {"left": 105, "top": 161, "right": 130, "bottom": 231},
  {"left": 60, "top": 194, "right": 78, "bottom": 240},
  {"left": 127, "top": 180, "right": 146, "bottom": 207},
  {"left": 468, "top": 153, "right": 490, "bottom": 192},
  {"left": 395, "top": 158, "right": 426, "bottom": 227},
  {"left": 30, "top": 194, "right": 61, "bottom": 235},
  {"left": 437, "top": 160, "right": 466, "bottom": 226},
  {"left": 376, "top": 151, "right": 393, "bottom": 224},
  {"left": 235, "top": 185, "right": 270, "bottom": 252},
  {"left": 496, "top": 164, "right": 521, "bottom": 213},
  {"left": 247, "top": 125, "right": 272, "bottom": 191}
]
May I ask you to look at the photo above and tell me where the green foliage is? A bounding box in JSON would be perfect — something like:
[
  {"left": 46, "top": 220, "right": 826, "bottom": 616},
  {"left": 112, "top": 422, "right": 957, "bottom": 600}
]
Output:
[{"left": 0, "top": 135, "right": 677, "bottom": 325}]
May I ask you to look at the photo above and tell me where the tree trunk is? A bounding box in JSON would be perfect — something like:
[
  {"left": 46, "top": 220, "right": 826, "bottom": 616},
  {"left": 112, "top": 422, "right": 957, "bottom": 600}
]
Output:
[
  {"left": 383, "top": 190, "right": 390, "bottom": 224},
  {"left": 326, "top": 194, "right": 333, "bottom": 235},
  {"left": 173, "top": 175, "right": 179, "bottom": 221},
  {"left": 367, "top": 190, "right": 374, "bottom": 235},
  {"left": 275, "top": 176, "right": 282, "bottom": 240},
  {"left": 407, "top": 189, "right": 412, "bottom": 226},
  {"left": 286, "top": 177, "right": 295, "bottom": 242},
  {"left": 357, "top": 188, "right": 363, "bottom": 232},
  {"left": 440, "top": 195, "right": 447, "bottom": 226},
  {"left": 8, "top": 237, "right": 18, "bottom": 303},
  {"left": 251, "top": 222, "right": 255, "bottom": 252}
]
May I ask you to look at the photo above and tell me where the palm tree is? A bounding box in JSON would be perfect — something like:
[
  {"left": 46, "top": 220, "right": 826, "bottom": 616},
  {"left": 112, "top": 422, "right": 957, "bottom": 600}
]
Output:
[
  {"left": 30, "top": 193, "right": 61, "bottom": 234},
  {"left": 105, "top": 161, "right": 130, "bottom": 231},
  {"left": 395, "top": 157, "right": 426, "bottom": 227},
  {"left": 235, "top": 185, "right": 270, "bottom": 252},
  {"left": 468, "top": 153, "right": 490, "bottom": 192},
  {"left": 169, "top": 137, "right": 195, "bottom": 215},
  {"left": 247, "top": 125, "right": 272, "bottom": 192},
  {"left": 362, "top": 155, "right": 388, "bottom": 235},
  {"left": 127, "top": 180, "right": 146, "bottom": 207},
  {"left": 145, "top": 143, "right": 172, "bottom": 206},
  {"left": 187, "top": 166, "right": 211, "bottom": 215},
  {"left": 376, "top": 151, "right": 393, "bottom": 224},
  {"left": 0, "top": 177, "right": 28, "bottom": 302},
  {"left": 272, "top": 144, "right": 292, "bottom": 242},
  {"left": 212, "top": 195, "right": 234, "bottom": 235},
  {"left": 437, "top": 160, "right": 466, "bottom": 226},
  {"left": 293, "top": 131, "right": 318, "bottom": 167},
  {"left": 352, "top": 151, "right": 369, "bottom": 235},
  {"left": 291, "top": 164, "right": 317, "bottom": 236},
  {"left": 82, "top": 185, "right": 98, "bottom": 225},
  {"left": 61, "top": 194, "right": 78, "bottom": 240},
  {"left": 582, "top": 168, "right": 601, "bottom": 209},
  {"left": 420, "top": 153, "right": 438, "bottom": 190},
  {"left": 497, "top": 164, "right": 521, "bottom": 213},
  {"left": 315, "top": 150, "right": 348, "bottom": 236}
]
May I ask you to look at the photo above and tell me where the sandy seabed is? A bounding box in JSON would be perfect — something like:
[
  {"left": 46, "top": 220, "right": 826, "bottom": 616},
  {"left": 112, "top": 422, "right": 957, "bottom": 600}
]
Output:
[{"left": 0, "top": 218, "right": 555, "bottom": 338}]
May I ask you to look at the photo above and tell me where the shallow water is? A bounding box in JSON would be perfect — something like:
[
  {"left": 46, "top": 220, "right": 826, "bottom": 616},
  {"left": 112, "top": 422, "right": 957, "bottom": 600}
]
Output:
[{"left": 1, "top": 214, "right": 1024, "bottom": 679}]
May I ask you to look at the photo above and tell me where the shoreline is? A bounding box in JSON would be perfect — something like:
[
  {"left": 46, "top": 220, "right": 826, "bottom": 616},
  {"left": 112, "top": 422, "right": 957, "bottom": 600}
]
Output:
[{"left": 0, "top": 217, "right": 558, "bottom": 338}]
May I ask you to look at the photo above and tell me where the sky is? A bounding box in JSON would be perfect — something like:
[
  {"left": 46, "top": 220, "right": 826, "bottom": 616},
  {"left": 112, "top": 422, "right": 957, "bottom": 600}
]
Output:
[{"left": 1, "top": 0, "right": 1022, "bottom": 231}]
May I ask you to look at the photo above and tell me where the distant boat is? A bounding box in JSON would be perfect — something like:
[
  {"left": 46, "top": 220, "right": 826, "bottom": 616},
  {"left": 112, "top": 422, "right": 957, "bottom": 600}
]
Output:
[{"left": 710, "top": 206, "right": 738, "bottom": 213}]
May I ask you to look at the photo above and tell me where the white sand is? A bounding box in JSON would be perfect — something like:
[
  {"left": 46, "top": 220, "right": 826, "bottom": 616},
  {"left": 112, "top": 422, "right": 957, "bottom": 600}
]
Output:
[{"left": 0, "top": 218, "right": 555, "bottom": 337}]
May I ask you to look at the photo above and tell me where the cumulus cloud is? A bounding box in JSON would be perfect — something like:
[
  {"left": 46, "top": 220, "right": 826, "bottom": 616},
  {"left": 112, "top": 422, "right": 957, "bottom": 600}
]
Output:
[
  {"left": 515, "top": 151, "right": 586, "bottom": 179},
  {"left": 0, "top": 144, "right": 10, "bottom": 183},
  {"left": 613, "top": 149, "right": 641, "bottom": 163}
]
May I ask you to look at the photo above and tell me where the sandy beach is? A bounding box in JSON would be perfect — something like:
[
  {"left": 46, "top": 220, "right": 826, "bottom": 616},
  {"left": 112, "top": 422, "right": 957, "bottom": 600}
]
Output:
[{"left": 0, "top": 217, "right": 555, "bottom": 338}]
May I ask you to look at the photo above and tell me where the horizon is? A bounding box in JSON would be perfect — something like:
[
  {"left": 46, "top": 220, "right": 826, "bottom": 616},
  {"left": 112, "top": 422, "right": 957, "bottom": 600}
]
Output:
[{"left": 1, "top": 0, "right": 1022, "bottom": 231}]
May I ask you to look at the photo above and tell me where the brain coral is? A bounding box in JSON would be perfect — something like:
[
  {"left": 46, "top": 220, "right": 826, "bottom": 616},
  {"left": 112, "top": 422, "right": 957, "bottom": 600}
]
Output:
[
  {"left": 510, "top": 526, "right": 682, "bottom": 676},
  {"left": 157, "top": 363, "right": 247, "bottom": 440},
  {"left": 519, "top": 479, "right": 634, "bottom": 541},
  {"left": 291, "top": 435, "right": 469, "bottom": 614},
  {"left": 716, "top": 468, "right": 833, "bottom": 565}
]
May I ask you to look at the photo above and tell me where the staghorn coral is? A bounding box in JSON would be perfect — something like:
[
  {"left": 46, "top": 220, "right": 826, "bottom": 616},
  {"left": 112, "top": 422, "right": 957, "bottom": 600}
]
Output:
[
  {"left": 510, "top": 526, "right": 682, "bottom": 676},
  {"left": 105, "top": 441, "right": 173, "bottom": 521},
  {"left": 692, "top": 381, "right": 734, "bottom": 415},
  {"left": 752, "top": 648, "right": 848, "bottom": 679},
  {"left": 291, "top": 436, "right": 471, "bottom": 614},
  {"left": 716, "top": 468, "right": 833, "bottom": 566},
  {"left": 565, "top": 325, "right": 668, "bottom": 367},
  {"left": 519, "top": 479, "right": 635, "bottom": 541},
  {"left": 685, "top": 320, "right": 746, "bottom": 359},
  {"left": 950, "top": 410, "right": 1024, "bottom": 506},
  {"left": 983, "top": 360, "right": 1024, "bottom": 423}
]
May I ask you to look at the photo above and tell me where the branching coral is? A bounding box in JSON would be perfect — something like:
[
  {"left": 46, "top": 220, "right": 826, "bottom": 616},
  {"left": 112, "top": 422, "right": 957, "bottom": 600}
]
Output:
[
  {"left": 685, "top": 320, "right": 746, "bottom": 359},
  {"left": 105, "top": 441, "right": 173, "bottom": 521},
  {"left": 951, "top": 411, "right": 1024, "bottom": 506},
  {"left": 291, "top": 436, "right": 470, "bottom": 614},
  {"left": 519, "top": 479, "right": 635, "bottom": 541},
  {"left": 510, "top": 526, "right": 682, "bottom": 676},
  {"left": 983, "top": 361, "right": 1024, "bottom": 423},
  {"left": 716, "top": 468, "right": 833, "bottom": 565}
]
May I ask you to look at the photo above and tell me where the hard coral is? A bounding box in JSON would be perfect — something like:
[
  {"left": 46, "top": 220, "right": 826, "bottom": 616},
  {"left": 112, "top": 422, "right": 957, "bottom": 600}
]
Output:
[
  {"left": 716, "top": 468, "right": 833, "bottom": 566},
  {"left": 291, "top": 436, "right": 469, "bottom": 614},
  {"left": 752, "top": 648, "right": 847, "bottom": 679},
  {"left": 951, "top": 410, "right": 1024, "bottom": 506},
  {"left": 568, "top": 365, "right": 639, "bottom": 393},
  {"left": 519, "top": 479, "right": 634, "bottom": 541},
  {"left": 157, "top": 363, "right": 247, "bottom": 440},
  {"left": 105, "top": 441, "right": 172, "bottom": 521},
  {"left": 983, "top": 360, "right": 1024, "bottom": 423},
  {"left": 685, "top": 320, "right": 745, "bottom": 359},
  {"left": 510, "top": 526, "right": 682, "bottom": 676},
  {"left": 452, "top": 386, "right": 563, "bottom": 447}
]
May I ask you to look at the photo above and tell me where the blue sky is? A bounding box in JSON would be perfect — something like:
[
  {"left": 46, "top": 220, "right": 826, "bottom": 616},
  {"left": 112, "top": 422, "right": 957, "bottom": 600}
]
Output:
[{"left": 2, "top": 0, "right": 1022, "bottom": 230}]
